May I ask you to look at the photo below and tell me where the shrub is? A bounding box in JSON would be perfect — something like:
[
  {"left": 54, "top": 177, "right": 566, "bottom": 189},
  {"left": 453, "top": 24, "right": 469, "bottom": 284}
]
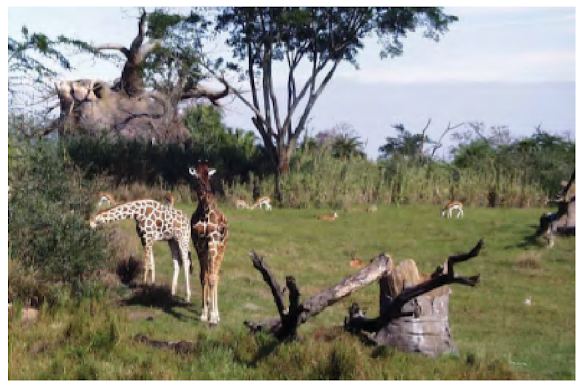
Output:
[{"left": 9, "top": 139, "right": 112, "bottom": 305}]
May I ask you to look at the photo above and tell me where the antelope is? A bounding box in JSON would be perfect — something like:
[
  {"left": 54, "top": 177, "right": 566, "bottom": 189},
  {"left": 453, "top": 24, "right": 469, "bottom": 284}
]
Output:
[
  {"left": 366, "top": 204, "right": 378, "bottom": 213},
  {"left": 441, "top": 201, "right": 464, "bottom": 218},
  {"left": 163, "top": 192, "right": 175, "bottom": 208},
  {"left": 349, "top": 257, "right": 365, "bottom": 268},
  {"left": 251, "top": 196, "right": 272, "bottom": 210},
  {"left": 235, "top": 199, "right": 250, "bottom": 209},
  {"left": 97, "top": 192, "right": 116, "bottom": 208},
  {"left": 317, "top": 212, "right": 338, "bottom": 221}
]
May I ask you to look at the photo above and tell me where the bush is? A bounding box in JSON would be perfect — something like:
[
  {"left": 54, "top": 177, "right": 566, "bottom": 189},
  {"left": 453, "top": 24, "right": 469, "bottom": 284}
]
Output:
[{"left": 9, "top": 139, "right": 112, "bottom": 305}]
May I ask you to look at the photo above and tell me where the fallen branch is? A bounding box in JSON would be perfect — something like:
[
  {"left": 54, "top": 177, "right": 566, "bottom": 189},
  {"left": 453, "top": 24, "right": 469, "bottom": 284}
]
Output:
[{"left": 244, "top": 251, "right": 394, "bottom": 341}]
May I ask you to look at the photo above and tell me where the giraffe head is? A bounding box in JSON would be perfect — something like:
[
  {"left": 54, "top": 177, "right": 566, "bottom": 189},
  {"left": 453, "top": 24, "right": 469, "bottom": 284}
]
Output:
[{"left": 189, "top": 162, "right": 217, "bottom": 203}]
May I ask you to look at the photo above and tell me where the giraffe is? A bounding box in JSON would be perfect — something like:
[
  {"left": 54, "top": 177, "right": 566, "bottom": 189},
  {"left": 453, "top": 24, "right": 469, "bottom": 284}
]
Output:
[
  {"left": 189, "top": 163, "right": 229, "bottom": 326},
  {"left": 89, "top": 199, "right": 193, "bottom": 302}
]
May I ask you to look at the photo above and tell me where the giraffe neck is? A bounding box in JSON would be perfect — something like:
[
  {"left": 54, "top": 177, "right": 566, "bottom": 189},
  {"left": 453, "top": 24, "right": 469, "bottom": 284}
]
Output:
[{"left": 95, "top": 201, "right": 152, "bottom": 223}]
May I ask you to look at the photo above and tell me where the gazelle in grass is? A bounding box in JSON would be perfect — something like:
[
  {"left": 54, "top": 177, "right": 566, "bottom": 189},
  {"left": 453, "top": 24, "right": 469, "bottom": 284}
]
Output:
[
  {"left": 441, "top": 200, "right": 464, "bottom": 219},
  {"left": 366, "top": 204, "right": 378, "bottom": 213},
  {"left": 235, "top": 199, "right": 250, "bottom": 210},
  {"left": 317, "top": 212, "right": 338, "bottom": 221},
  {"left": 251, "top": 196, "right": 272, "bottom": 210}
]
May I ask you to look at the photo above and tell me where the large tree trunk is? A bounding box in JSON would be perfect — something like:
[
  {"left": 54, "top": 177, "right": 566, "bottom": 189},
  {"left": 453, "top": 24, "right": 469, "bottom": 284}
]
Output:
[{"left": 39, "top": 8, "right": 230, "bottom": 142}]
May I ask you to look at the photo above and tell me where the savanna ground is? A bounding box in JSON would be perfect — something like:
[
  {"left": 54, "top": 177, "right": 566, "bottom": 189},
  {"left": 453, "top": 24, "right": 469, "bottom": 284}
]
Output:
[{"left": 8, "top": 203, "right": 575, "bottom": 380}]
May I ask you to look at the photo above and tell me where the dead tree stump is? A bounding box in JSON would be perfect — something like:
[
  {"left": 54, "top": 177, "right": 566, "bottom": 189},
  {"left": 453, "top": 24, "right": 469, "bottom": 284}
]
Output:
[
  {"left": 372, "top": 260, "right": 457, "bottom": 357},
  {"left": 245, "top": 240, "right": 482, "bottom": 357},
  {"left": 345, "top": 240, "right": 482, "bottom": 356}
]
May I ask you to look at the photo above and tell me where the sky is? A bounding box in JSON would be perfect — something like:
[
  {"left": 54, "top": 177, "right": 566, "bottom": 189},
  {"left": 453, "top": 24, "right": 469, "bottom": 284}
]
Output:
[{"left": 4, "top": 4, "right": 578, "bottom": 160}]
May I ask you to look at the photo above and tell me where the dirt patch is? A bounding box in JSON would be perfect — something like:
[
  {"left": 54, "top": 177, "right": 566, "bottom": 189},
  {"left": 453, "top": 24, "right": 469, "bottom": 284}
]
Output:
[{"left": 127, "top": 309, "right": 162, "bottom": 321}]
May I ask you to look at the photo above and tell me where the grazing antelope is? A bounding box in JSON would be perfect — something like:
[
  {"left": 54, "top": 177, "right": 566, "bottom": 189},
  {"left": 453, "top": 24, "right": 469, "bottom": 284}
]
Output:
[
  {"left": 349, "top": 257, "right": 365, "bottom": 268},
  {"left": 441, "top": 201, "right": 464, "bottom": 218},
  {"left": 235, "top": 199, "right": 250, "bottom": 210},
  {"left": 317, "top": 212, "right": 338, "bottom": 221},
  {"left": 251, "top": 196, "right": 272, "bottom": 210}
]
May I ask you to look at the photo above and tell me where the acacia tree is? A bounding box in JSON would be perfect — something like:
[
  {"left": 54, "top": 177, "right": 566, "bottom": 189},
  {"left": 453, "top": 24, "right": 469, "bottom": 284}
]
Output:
[{"left": 209, "top": 7, "right": 458, "bottom": 201}]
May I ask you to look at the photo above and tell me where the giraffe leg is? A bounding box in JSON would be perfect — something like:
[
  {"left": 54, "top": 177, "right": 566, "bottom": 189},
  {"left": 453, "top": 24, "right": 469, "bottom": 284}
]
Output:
[
  {"left": 168, "top": 240, "right": 180, "bottom": 297},
  {"left": 208, "top": 241, "right": 220, "bottom": 326},
  {"left": 143, "top": 243, "right": 153, "bottom": 284},
  {"left": 150, "top": 247, "right": 156, "bottom": 284},
  {"left": 180, "top": 240, "right": 191, "bottom": 303},
  {"left": 208, "top": 240, "right": 225, "bottom": 326},
  {"left": 196, "top": 242, "right": 209, "bottom": 322}
]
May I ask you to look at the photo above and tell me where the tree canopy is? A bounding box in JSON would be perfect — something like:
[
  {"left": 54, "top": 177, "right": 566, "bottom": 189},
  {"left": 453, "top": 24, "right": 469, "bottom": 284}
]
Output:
[{"left": 209, "top": 7, "right": 458, "bottom": 199}]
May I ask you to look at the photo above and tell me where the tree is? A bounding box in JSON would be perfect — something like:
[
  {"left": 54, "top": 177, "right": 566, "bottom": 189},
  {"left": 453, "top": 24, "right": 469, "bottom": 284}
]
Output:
[
  {"left": 209, "top": 7, "right": 458, "bottom": 201},
  {"left": 315, "top": 122, "right": 366, "bottom": 160},
  {"left": 378, "top": 123, "right": 432, "bottom": 162},
  {"left": 17, "top": 8, "right": 231, "bottom": 141}
]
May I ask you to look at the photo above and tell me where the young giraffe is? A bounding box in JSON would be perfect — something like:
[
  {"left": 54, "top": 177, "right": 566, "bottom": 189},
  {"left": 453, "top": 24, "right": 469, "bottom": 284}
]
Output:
[
  {"left": 189, "top": 163, "right": 229, "bottom": 326},
  {"left": 89, "top": 199, "right": 192, "bottom": 302}
]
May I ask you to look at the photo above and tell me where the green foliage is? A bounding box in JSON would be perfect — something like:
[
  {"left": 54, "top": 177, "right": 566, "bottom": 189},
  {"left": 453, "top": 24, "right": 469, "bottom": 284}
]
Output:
[
  {"left": 64, "top": 106, "right": 269, "bottom": 192},
  {"left": 450, "top": 128, "right": 575, "bottom": 198},
  {"left": 143, "top": 8, "right": 210, "bottom": 96},
  {"left": 378, "top": 123, "right": 432, "bottom": 162},
  {"left": 9, "top": 138, "right": 111, "bottom": 303},
  {"left": 8, "top": 25, "right": 111, "bottom": 97}
]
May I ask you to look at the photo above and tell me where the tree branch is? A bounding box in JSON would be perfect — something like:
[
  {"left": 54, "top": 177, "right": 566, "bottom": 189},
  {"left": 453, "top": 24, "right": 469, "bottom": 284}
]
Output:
[{"left": 244, "top": 252, "right": 394, "bottom": 340}]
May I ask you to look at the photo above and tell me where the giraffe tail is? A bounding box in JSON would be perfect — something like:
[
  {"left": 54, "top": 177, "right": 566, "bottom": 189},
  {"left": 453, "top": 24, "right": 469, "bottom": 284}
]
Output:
[{"left": 188, "top": 251, "right": 193, "bottom": 274}]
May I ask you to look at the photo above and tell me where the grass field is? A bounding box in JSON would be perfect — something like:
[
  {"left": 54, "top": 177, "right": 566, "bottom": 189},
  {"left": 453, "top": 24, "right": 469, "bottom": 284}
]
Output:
[{"left": 8, "top": 203, "right": 575, "bottom": 380}]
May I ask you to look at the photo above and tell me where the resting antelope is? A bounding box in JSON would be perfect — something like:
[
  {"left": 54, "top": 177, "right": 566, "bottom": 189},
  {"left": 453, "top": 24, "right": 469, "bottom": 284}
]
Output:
[
  {"left": 441, "top": 201, "right": 463, "bottom": 218},
  {"left": 317, "top": 212, "right": 338, "bottom": 221},
  {"left": 252, "top": 196, "right": 272, "bottom": 210}
]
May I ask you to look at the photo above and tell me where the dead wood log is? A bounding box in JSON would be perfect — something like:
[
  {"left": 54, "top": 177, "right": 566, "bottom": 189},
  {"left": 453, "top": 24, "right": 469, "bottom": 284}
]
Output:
[
  {"left": 244, "top": 250, "right": 394, "bottom": 341},
  {"left": 344, "top": 239, "right": 483, "bottom": 357}
]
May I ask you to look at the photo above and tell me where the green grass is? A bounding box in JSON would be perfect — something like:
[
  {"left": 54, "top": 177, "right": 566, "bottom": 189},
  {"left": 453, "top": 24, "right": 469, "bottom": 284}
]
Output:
[{"left": 8, "top": 203, "right": 575, "bottom": 380}]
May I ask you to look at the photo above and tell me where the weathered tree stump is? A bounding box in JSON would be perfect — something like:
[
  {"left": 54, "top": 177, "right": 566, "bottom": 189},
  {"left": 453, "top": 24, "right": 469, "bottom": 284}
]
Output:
[
  {"left": 373, "top": 260, "right": 457, "bottom": 357},
  {"left": 245, "top": 240, "right": 483, "bottom": 357},
  {"left": 537, "top": 170, "right": 575, "bottom": 248},
  {"left": 344, "top": 240, "right": 482, "bottom": 357}
]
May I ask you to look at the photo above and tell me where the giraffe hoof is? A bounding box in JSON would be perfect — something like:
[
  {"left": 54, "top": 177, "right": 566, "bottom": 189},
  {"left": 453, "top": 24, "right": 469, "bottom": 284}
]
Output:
[{"left": 209, "top": 321, "right": 219, "bottom": 328}]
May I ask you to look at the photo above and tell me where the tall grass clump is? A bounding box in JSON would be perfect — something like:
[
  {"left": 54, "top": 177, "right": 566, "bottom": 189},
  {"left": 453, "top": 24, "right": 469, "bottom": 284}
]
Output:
[
  {"left": 9, "top": 138, "right": 113, "bottom": 307},
  {"left": 223, "top": 149, "right": 548, "bottom": 209}
]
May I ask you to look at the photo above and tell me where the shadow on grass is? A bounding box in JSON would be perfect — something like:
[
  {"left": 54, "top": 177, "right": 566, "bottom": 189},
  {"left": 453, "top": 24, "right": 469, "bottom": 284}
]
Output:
[
  {"left": 504, "top": 225, "right": 544, "bottom": 250},
  {"left": 121, "top": 284, "right": 199, "bottom": 322}
]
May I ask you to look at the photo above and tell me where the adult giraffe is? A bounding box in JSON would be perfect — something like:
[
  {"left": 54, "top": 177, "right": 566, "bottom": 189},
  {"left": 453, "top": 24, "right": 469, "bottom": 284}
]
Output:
[
  {"left": 89, "top": 199, "right": 192, "bottom": 302},
  {"left": 189, "top": 162, "right": 229, "bottom": 326}
]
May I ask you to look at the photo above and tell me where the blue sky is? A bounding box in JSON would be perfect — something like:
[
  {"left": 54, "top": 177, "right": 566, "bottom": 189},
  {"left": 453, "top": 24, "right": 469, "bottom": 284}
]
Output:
[{"left": 5, "top": 5, "right": 577, "bottom": 159}]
